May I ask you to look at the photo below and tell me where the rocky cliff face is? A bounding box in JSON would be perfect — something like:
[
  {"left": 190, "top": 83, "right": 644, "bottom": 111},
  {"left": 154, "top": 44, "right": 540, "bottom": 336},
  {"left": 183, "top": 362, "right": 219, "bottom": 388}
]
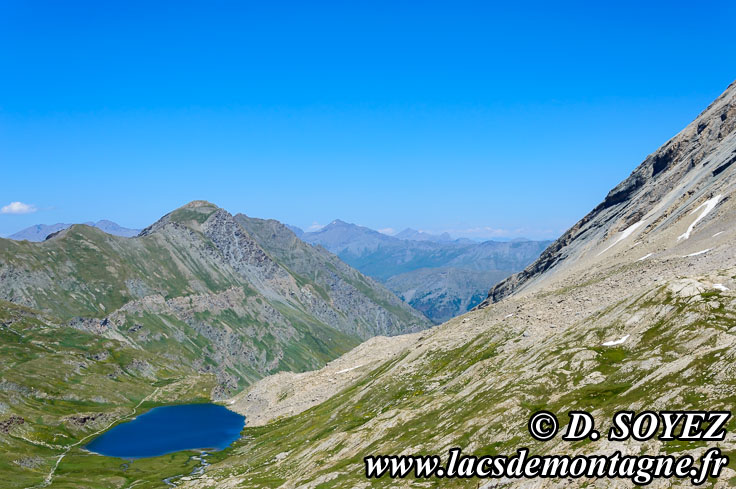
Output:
[{"left": 483, "top": 80, "right": 736, "bottom": 305}]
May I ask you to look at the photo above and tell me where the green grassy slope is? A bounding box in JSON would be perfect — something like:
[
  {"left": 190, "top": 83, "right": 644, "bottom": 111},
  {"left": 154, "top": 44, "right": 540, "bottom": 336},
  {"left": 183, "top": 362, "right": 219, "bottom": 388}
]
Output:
[
  {"left": 193, "top": 275, "right": 736, "bottom": 488},
  {"left": 0, "top": 226, "right": 356, "bottom": 392},
  {"left": 0, "top": 300, "right": 216, "bottom": 488},
  {"left": 0, "top": 224, "right": 239, "bottom": 319}
]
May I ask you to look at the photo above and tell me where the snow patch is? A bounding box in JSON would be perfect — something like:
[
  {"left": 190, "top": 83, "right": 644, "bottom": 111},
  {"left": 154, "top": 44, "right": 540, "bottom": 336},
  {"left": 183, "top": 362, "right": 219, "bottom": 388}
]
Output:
[
  {"left": 713, "top": 284, "right": 730, "bottom": 292},
  {"left": 637, "top": 253, "right": 653, "bottom": 262},
  {"left": 598, "top": 221, "right": 644, "bottom": 256},
  {"left": 685, "top": 249, "right": 711, "bottom": 257},
  {"left": 505, "top": 313, "right": 514, "bottom": 319},
  {"left": 678, "top": 195, "right": 722, "bottom": 241},
  {"left": 335, "top": 364, "right": 364, "bottom": 374},
  {"left": 602, "top": 335, "right": 630, "bottom": 347},
  {"left": 713, "top": 231, "right": 725, "bottom": 238}
]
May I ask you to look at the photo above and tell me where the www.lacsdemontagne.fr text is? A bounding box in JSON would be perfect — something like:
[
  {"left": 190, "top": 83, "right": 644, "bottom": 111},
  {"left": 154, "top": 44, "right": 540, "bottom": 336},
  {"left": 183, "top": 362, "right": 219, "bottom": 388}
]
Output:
[{"left": 365, "top": 447, "right": 728, "bottom": 485}]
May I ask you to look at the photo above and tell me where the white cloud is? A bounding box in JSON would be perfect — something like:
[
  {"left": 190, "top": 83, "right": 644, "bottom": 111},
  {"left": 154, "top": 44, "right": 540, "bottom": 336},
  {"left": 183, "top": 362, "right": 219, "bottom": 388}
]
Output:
[
  {"left": 1, "top": 201, "right": 37, "bottom": 214},
  {"left": 377, "top": 227, "right": 396, "bottom": 235},
  {"left": 307, "top": 221, "right": 324, "bottom": 231}
]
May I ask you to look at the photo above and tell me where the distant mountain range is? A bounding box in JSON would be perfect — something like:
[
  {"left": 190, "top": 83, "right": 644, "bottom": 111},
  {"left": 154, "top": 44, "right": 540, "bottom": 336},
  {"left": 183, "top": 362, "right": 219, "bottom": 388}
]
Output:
[
  {"left": 392, "top": 228, "right": 479, "bottom": 244},
  {"left": 8, "top": 220, "right": 141, "bottom": 241},
  {"left": 300, "top": 220, "right": 551, "bottom": 322},
  {"left": 385, "top": 267, "right": 510, "bottom": 321},
  {"left": 394, "top": 228, "right": 450, "bottom": 242},
  {"left": 8, "top": 217, "right": 549, "bottom": 324}
]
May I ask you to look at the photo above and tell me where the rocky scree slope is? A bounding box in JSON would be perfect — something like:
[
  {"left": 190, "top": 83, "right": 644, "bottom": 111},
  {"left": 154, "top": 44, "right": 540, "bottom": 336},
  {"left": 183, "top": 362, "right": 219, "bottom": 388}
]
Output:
[
  {"left": 179, "top": 81, "right": 736, "bottom": 489},
  {"left": 0, "top": 201, "right": 430, "bottom": 398},
  {"left": 234, "top": 214, "right": 427, "bottom": 337}
]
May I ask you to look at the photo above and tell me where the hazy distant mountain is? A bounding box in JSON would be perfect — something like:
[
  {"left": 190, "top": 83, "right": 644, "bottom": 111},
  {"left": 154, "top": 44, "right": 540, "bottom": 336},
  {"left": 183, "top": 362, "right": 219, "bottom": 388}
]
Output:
[
  {"left": 90, "top": 220, "right": 140, "bottom": 238},
  {"left": 234, "top": 213, "right": 428, "bottom": 329},
  {"left": 285, "top": 224, "right": 304, "bottom": 237},
  {"left": 303, "top": 221, "right": 550, "bottom": 279},
  {"left": 9, "top": 220, "right": 140, "bottom": 241},
  {"left": 394, "top": 228, "right": 453, "bottom": 243},
  {"left": 302, "top": 220, "right": 550, "bottom": 322},
  {"left": 302, "top": 220, "right": 395, "bottom": 255},
  {"left": 7, "top": 223, "right": 75, "bottom": 241},
  {"left": 394, "top": 228, "right": 478, "bottom": 244}
]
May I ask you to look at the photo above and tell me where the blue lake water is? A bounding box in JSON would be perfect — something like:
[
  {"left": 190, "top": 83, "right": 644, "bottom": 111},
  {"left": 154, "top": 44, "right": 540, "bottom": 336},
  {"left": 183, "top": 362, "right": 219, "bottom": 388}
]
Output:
[{"left": 85, "top": 403, "right": 245, "bottom": 459}]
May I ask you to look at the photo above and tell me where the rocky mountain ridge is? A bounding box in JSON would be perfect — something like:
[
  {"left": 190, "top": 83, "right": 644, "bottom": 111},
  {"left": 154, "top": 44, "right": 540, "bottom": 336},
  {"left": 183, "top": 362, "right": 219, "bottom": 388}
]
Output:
[{"left": 483, "top": 79, "right": 736, "bottom": 306}]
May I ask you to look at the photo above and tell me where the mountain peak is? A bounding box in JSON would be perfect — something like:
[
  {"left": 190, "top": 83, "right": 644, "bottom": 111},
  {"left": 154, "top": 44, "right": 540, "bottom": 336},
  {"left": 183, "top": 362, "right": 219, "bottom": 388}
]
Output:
[
  {"left": 139, "top": 201, "right": 223, "bottom": 236},
  {"left": 182, "top": 200, "right": 219, "bottom": 210}
]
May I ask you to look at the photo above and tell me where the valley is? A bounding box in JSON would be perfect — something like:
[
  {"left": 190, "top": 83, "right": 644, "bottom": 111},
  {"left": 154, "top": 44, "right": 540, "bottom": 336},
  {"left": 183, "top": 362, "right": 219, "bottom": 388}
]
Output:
[
  {"left": 3, "top": 2, "right": 733, "bottom": 488},
  {"left": 0, "top": 202, "right": 430, "bottom": 487},
  {"left": 301, "top": 221, "right": 550, "bottom": 323},
  {"left": 175, "top": 80, "right": 736, "bottom": 487},
  {"left": 1, "top": 79, "right": 735, "bottom": 488}
]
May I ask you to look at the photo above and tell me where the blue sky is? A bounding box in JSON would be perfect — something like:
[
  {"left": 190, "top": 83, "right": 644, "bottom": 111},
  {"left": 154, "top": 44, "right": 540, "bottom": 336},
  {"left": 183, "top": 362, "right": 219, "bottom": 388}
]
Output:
[{"left": 1, "top": 1, "right": 735, "bottom": 239}]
